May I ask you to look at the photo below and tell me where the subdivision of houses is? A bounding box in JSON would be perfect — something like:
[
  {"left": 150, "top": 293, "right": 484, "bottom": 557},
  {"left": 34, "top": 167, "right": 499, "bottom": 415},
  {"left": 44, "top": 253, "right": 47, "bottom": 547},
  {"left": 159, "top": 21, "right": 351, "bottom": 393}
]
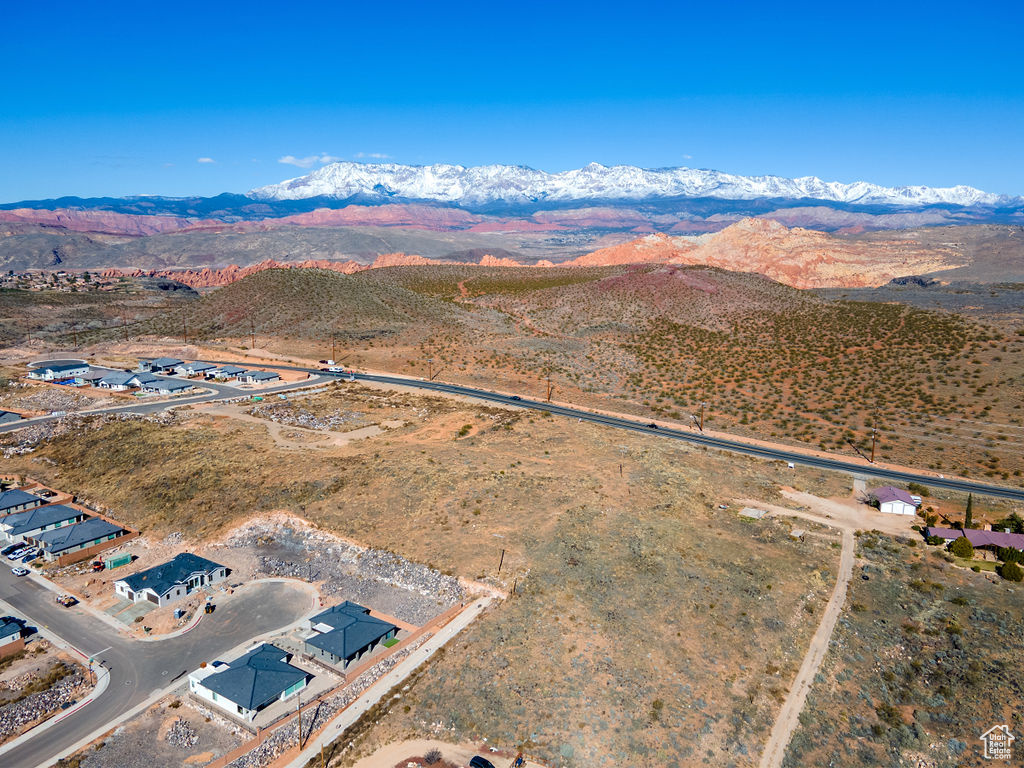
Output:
[
  {"left": 114, "top": 553, "right": 229, "bottom": 607},
  {"left": 29, "top": 517, "right": 129, "bottom": 562},
  {"left": 0, "top": 504, "right": 85, "bottom": 545}
]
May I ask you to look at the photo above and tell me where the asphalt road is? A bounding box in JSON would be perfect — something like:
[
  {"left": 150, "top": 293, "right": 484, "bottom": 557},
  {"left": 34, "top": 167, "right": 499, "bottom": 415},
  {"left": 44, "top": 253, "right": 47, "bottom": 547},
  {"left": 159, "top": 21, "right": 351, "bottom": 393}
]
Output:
[
  {"left": 195, "top": 360, "right": 1024, "bottom": 503},
  {"left": 0, "top": 572, "right": 312, "bottom": 768},
  {"left": 0, "top": 369, "right": 331, "bottom": 435}
]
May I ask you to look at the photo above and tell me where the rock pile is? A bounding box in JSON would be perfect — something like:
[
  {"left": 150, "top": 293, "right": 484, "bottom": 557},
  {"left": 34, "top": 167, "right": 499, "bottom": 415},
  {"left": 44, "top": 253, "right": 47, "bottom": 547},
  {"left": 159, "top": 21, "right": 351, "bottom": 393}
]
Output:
[
  {"left": 0, "top": 670, "right": 85, "bottom": 743},
  {"left": 165, "top": 717, "right": 199, "bottom": 748}
]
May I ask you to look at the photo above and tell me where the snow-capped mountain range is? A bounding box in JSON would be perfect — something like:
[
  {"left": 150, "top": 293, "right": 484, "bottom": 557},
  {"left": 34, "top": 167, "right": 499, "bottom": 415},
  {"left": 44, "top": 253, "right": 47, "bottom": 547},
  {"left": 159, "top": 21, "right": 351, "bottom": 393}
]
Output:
[{"left": 249, "top": 161, "right": 1013, "bottom": 208}]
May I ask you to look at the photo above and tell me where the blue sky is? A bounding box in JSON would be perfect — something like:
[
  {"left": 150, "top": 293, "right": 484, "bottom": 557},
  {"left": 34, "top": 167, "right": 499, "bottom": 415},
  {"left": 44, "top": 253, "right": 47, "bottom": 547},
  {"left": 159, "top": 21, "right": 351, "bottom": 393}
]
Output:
[{"left": 2, "top": 0, "right": 1022, "bottom": 201}]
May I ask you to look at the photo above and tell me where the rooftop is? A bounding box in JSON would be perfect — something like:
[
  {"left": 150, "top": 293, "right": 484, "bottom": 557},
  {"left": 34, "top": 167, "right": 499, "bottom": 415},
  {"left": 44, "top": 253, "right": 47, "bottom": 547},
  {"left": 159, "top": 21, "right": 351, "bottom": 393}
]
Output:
[
  {"left": 0, "top": 489, "right": 42, "bottom": 513},
  {"left": 201, "top": 643, "right": 308, "bottom": 711},
  {"left": 118, "top": 552, "right": 224, "bottom": 596},
  {"left": 869, "top": 486, "right": 916, "bottom": 505},
  {"left": 926, "top": 527, "right": 1024, "bottom": 550},
  {"left": 148, "top": 357, "right": 184, "bottom": 368},
  {"left": 1, "top": 504, "right": 81, "bottom": 535},
  {"left": 306, "top": 602, "right": 397, "bottom": 660},
  {"left": 33, "top": 518, "right": 124, "bottom": 553},
  {"left": 0, "top": 619, "right": 20, "bottom": 642}
]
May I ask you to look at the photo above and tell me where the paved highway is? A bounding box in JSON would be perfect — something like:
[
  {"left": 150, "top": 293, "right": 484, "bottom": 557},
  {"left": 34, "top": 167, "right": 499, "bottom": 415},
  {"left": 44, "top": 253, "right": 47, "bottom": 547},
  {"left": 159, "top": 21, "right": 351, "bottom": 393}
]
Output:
[
  {"left": 0, "top": 571, "right": 312, "bottom": 768},
  {"left": 198, "top": 360, "right": 1024, "bottom": 503}
]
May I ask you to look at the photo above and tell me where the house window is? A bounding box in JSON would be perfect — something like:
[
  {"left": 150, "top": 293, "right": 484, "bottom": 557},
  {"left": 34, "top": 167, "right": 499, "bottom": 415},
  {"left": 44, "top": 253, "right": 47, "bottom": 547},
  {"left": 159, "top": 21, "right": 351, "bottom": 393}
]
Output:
[
  {"left": 284, "top": 680, "right": 305, "bottom": 697},
  {"left": 212, "top": 692, "right": 218, "bottom": 702}
]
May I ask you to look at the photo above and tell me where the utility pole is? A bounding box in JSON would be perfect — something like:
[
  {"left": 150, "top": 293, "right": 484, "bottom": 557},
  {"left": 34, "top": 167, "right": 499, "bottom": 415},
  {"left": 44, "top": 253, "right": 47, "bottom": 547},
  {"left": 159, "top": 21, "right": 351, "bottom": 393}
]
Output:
[
  {"left": 427, "top": 359, "right": 433, "bottom": 381},
  {"left": 183, "top": 317, "right": 188, "bottom": 345},
  {"left": 545, "top": 374, "right": 554, "bottom": 403},
  {"left": 498, "top": 548, "right": 505, "bottom": 573},
  {"left": 72, "top": 326, "right": 78, "bottom": 350},
  {"left": 121, "top": 312, "right": 129, "bottom": 342},
  {"left": 699, "top": 401, "right": 706, "bottom": 432},
  {"left": 331, "top": 335, "right": 337, "bottom": 362},
  {"left": 870, "top": 415, "right": 878, "bottom": 464},
  {"left": 249, "top": 317, "right": 255, "bottom": 350}
]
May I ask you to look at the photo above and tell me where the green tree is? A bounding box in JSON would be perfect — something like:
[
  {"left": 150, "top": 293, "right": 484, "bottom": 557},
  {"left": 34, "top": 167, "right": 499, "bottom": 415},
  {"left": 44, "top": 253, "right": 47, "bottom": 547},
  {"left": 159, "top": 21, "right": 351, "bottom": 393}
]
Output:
[
  {"left": 997, "top": 547, "right": 1023, "bottom": 564},
  {"left": 949, "top": 536, "right": 974, "bottom": 559},
  {"left": 998, "top": 561, "right": 1023, "bottom": 582},
  {"left": 964, "top": 493, "right": 974, "bottom": 529}
]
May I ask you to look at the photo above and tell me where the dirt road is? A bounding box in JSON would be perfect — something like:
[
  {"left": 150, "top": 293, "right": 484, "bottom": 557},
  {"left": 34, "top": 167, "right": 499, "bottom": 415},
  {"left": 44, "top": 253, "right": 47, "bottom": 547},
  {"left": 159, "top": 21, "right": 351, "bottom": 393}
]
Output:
[{"left": 752, "top": 500, "right": 856, "bottom": 768}]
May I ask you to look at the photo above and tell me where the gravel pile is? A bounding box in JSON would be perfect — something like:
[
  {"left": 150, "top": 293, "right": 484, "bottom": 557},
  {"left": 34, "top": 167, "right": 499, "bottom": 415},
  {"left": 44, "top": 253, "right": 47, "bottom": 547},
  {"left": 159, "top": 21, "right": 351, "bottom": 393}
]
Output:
[
  {"left": 0, "top": 670, "right": 85, "bottom": 742},
  {"left": 248, "top": 403, "right": 365, "bottom": 432},
  {"left": 228, "top": 521, "right": 464, "bottom": 626},
  {"left": 226, "top": 637, "right": 427, "bottom": 768},
  {"left": 165, "top": 717, "right": 199, "bottom": 748}
]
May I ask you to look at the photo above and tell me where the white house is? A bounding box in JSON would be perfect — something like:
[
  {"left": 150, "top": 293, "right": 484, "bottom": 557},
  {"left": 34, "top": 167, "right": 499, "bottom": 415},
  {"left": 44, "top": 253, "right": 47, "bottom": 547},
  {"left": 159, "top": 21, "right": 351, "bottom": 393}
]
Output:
[
  {"left": 97, "top": 372, "right": 136, "bottom": 391},
  {"left": 175, "top": 362, "right": 217, "bottom": 378},
  {"left": 114, "top": 553, "right": 228, "bottom": 607},
  {"left": 869, "top": 486, "right": 918, "bottom": 515},
  {"left": 188, "top": 643, "right": 311, "bottom": 722},
  {"left": 27, "top": 363, "right": 90, "bottom": 381},
  {"left": 240, "top": 370, "right": 280, "bottom": 384}
]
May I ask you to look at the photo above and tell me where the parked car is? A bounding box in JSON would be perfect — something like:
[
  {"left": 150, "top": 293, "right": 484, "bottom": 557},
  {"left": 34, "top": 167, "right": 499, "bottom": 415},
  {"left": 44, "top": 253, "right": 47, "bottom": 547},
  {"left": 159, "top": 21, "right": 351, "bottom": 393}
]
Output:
[
  {"left": 20, "top": 548, "right": 39, "bottom": 563},
  {"left": 0, "top": 544, "right": 22, "bottom": 557},
  {"left": 56, "top": 594, "right": 77, "bottom": 607},
  {"left": 469, "top": 757, "right": 496, "bottom": 768},
  {"left": 90, "top": 561, "right": 104, "bottom": 572},
  {"left": 6, "top": 547, "right": 28, "bottom": 561},
  {"left": 10, "top": 567, "right": 29, "bottom": 577}
]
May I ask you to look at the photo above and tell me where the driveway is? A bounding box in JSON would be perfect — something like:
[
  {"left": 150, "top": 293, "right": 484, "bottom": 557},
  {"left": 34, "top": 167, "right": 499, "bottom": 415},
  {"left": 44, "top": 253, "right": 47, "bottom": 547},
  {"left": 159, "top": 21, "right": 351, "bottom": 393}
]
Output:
[{"left": 0, "top": 570, "right": 315, "bottom": 768}]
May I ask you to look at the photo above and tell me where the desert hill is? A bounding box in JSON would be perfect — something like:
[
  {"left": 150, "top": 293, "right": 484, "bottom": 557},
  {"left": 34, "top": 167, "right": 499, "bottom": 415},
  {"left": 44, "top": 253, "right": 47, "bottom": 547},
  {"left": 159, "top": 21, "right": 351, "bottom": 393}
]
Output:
[{"left": 571, "top": 218, "right": 966, "bottom": 288}]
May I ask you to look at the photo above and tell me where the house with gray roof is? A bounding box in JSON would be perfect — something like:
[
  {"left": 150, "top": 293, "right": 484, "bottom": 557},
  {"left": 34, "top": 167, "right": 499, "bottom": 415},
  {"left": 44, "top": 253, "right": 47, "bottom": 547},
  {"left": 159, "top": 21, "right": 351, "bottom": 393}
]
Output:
[
  {"left": 30, "top": 518, "right": 127, "bottom": 561},
  {"left": 27, "top": 363, "right": 90, "bottom": 381},
  {"left": 114, "top": 553, "right": 228, "bottom": 607},
  {"left": 0, "top": 410, "right": 21, "bottom": 425},
  {"left": 140, "top": 357, "right": 184, "bottom": 373},
  {"left": 868, "top": 486, "right": 918, "bottom": 515},
  {"left": 74, "top": 370, "right": 106, "bottom": 386},
  {"left": 302, "top": 601, "right": 397, "bottom": 670},
  {"left": 97, "top": 372, "right": 137, "bottom": 391},
  {"left": 240, "top": 370, "right": 280, "bottom": 384},
  {"left": 188, "top": 643, "right": 311, "bottom": 722},
  {"left": 0, "top": 489, "right": 44, "bottom": 517},
  {"left": 127, "top": 372, "right": 162, "bottom": 388},
  {"left": 139, "top": 376, "right": 194, "bottom": 395},
  {"left": 175, "top": 361, "right": 216, "bottom": 377},
  {"left": 210, "top": 365, "right": 246, "bottom": 380},
  {"left": 0, "top": 504, "right": 84, "bottom": 544}
]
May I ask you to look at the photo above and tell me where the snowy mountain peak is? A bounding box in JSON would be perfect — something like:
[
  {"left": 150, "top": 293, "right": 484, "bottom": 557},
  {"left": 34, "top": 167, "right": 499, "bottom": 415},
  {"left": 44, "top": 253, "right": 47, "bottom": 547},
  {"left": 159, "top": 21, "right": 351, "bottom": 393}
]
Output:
[{"left": 248, "top": 161, "right": 1011, "bottom": 208}]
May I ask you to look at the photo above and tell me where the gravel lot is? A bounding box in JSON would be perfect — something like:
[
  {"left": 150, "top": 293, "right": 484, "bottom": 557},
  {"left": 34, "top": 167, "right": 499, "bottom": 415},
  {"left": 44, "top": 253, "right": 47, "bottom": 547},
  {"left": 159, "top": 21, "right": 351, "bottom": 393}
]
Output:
[
  {"left": 0, "top": 665, "right": 87, "bottom": 744},
  {"left": 225, "top": 519, "right": 464, "bottom": 626}
]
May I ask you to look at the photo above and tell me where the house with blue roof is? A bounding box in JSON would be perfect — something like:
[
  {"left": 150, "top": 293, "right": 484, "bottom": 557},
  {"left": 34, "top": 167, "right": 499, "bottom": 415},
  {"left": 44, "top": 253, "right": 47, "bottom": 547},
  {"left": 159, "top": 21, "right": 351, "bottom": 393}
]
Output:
[
  {"left": 188, "top": 643, "right": 311, "bottom": 722},
  {"left": 140, "top": 357, "right": 184, "bottom": 373},
  {"left": 27, "top": 363, "right": 90, "bottom": 381},
  {"left": 137, "top": 376, "right": 193, "bottom": 395},
  {"left": 0, "top": 617, "right": 25, "bottom": 658},
  {"left": 30, "top": 518, "right": 127, "bottom": 562},
  {"left": 0, "top": 504, "right": 84, "bottom": 544},
  {"left": 301, "top": 601, "right": 397, "bottom": 670},
  {"left": 210, "top": 365, "right": 246, "bottom": 380},
  {"left": 175, "top": 362, "right": 217, "bottom": 377},
  {"left": 0, "top": 489, "right": 44, "bottom": 517},
  {"left": 97, "top": 372, "right": 137, "bottom": 391},
  {"left": 240, "top": 370, "right": 280, "bottom": 384},
  {"left": 113, "top": 553, "right": 228, "bottom": 607}
]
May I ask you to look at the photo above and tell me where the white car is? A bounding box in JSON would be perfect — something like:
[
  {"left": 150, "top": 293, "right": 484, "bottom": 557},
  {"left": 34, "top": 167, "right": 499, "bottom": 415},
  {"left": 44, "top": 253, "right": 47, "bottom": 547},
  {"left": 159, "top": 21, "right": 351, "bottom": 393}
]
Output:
[
  {"left": 10, "top": 567, "right": 29, "bottom": 577},
  {"left": 6, "top": 548, "right": 27, "bottom": 561}
]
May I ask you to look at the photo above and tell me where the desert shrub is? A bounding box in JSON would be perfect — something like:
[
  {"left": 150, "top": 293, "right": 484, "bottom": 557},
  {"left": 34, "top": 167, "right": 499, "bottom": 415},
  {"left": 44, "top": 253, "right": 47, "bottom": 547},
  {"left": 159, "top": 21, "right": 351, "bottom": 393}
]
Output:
[
  {"left": 907, "top": 482, "right": 930, "bottom": 497},
  {"left": 424, "top": 748, "right": 443, "bottom": 764},
  {"left": 997, "top": 561, "right": 1023, "bottom": 582},
  {"left": 926, "top": 535, "right": 944, "bottom": 546},
  {"left": 949, "top": 537, "right": 974, "bottom": 559},
  {"left": 997, "top": 546, "right": 1023, "bottom": 564}
]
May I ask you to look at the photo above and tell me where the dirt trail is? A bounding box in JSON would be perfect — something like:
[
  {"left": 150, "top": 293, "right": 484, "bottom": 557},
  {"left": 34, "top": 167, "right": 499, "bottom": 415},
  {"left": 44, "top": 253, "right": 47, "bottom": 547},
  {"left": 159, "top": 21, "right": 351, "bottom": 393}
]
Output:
[
  {"left": 199, "top": 403, "right": 403, "bottom": 449},
  {"left": 748, "top": 497, "right": 856, "bottom": 768}
]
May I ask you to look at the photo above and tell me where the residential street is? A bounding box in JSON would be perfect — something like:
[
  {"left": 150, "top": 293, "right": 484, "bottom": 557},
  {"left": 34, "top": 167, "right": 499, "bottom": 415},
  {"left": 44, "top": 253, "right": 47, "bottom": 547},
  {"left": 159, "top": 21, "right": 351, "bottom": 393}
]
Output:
[{"left": 0, "top": 569, "right": 315, "bottom": 768}]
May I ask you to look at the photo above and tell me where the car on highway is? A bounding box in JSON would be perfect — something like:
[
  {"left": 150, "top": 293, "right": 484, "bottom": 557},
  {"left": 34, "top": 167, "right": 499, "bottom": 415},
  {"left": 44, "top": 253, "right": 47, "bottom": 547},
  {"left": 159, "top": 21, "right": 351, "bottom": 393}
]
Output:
[
  {"left": 10, "top": 566, "right": 29, "bottom": 577},
  {"left": 510, "top": 395, "right": 522, "bottom": 401},
  {"left": 646, "top": 422, "right": 659, "bottom": 429},
  {"left": 6, "top": 546, "right": 28, "bottom": 561}
]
